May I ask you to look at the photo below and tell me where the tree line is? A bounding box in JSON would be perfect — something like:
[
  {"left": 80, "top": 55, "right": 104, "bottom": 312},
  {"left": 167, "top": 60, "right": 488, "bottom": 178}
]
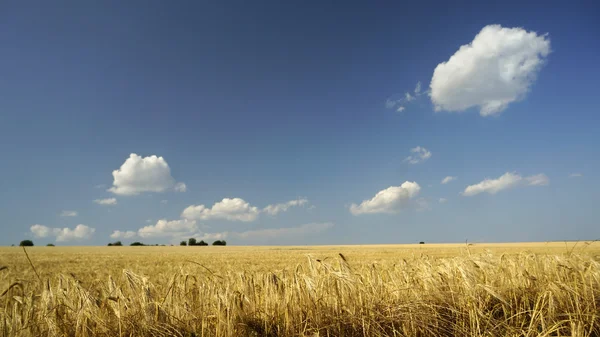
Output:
[{"left": 16, "top": 239, "right": 227, "bottom": 247}]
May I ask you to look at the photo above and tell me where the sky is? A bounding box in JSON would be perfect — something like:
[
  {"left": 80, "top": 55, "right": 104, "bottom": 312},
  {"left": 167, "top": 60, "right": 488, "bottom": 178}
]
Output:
[{"left": 1, "top": 1, "right": 599, "bottom": 246}]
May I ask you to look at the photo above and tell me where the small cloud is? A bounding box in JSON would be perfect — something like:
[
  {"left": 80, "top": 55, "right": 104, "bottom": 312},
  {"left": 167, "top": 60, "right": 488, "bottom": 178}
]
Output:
[
  {"left": 307, "top": 205, "right": 317, "bottom": 211},
  {"left": 462, "top": 172, "right": 548, "bottom": 196},
  {"left": 94, "top": 198, "right": 117, "bottom": 205},
  {"left": 404, "top": 146, "right": 432, "bottom": 164},
  {"left": 415, "top": 197, "right": 431, "bottom": 212},
  {"left": 138, "top": 219, "right": 198, "bottom": 238},
  {"left": 60, "top": 210, "right": 78, "bottom": 217},
  {"left": 262, "top": 198, "right": 308, "bottom": 216},
  {"left": 439, "top": 198, "right": 447, "bottom": 203},
  {"left": 160, "top": 200, "right": 168, "bottom": 204},
  {"left": 414, "top": 81, "right": 421, "bottom": 94},
  {"left": 441, "top": 176, "right": 457, "bottom": 184},
  {"left": 569, "top": 173, "right": 583, "bottom": 178},
  {"left": 397, "top": 106, "right": 406, "bottom": 112},
  {"left": 350, "top": 182, "right": 421, "bottom": 215},
  {"left": 30, "top": 224, "right": 51, "bottom": 238},
  {"left": 145, "top": 219, "right": 153, "bottom": 223},
  {"left": 53, "top": 225, "right": 95, "bottom": 242},
  {"left": 174, "top": 182, "right": 187, "bottom": 193},
  {"left": 182, "top": 198, "right": 260, "bottom": 222},
  {"left": 110, "top": 230, "right": 136, "bottom": 239},
  {"left": 405, "top": 92, "right": 415, "bottom": 102},
  {"left": 385, "top": 99, "right": 397, "bottom": 109}
]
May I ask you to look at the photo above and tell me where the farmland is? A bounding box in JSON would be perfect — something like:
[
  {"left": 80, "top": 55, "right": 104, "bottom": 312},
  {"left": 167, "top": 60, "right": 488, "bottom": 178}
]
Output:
[{"left": 1, "top": 242, "right": 599, "bottom": 336}]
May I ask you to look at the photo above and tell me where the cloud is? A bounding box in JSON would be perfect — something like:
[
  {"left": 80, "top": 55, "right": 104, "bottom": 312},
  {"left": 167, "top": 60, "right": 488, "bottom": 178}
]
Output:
[
  {"left": 350, "top": 182, "right": 421, "bottom": 215},
  {"left": 108, "top": 153, "right": 186, "bottom": 195},
  {"left": 174, "top": 182, "right": 187, "bottom": 192},
  {"left": 53, "top": 225, "right": 95, "bottom": 242},
  {"left": 414, "top": 81, "right": 421, "bottom": 94},
  {"left": 181, "top": 198, "right": 260, "bottom": 222},
  {"left": 160, "top": 200, "right": 168, "bottom": 204},
  {"left": 138, "top": 219, "right": 198, "bottom": 238},
  {"left": 30, "top": 224, "right": 51, "bottom": 238},
  {"left": 462, "top": 172, "right": 549, "bottom": 196},
  {"left": 441, "top": 176, "right": 457, "bottom": 184},
  {"left": 430, "top": 25, "right": 550, "bottom": 116},
  {"left": 94, "top": 198, "right": 117, "bottom": 205},
  {"left": 397, "top": 106, "right": 405, "bottom": 112},
  {"left": 416, "top": 197, "right": 431, "bottom": 212},
  {"left": 60, "top": 210, "right": 78, "bottom": 217},
  {"left": 569, "top": 173, "right": 583, "bottom": 178},
  {"left": 110, "top": 230, "right": 137, "bottom": 239},
  {"left": 263, "top": 198, "right": 308, "bottom": 216},
  {"left": 385, "top": 99, "right": 398, "bottom": 109},
  {"left": 30, "top": 224, "right": 95, "bottom": 241},
  {"left": 195, "top": 222, "right": 334, "bottom": 243},
  {"left": 404, "top": 146, "right": 432, "bottom": 164},
  {"left": 405, "top": 92, "right": 415, "bottom": 102},
  {"left": 525, "top": 173, "right": 549, "bottom": 186},
  {"left": 439, "top": 198, "right": 448, "bottom": 203}
]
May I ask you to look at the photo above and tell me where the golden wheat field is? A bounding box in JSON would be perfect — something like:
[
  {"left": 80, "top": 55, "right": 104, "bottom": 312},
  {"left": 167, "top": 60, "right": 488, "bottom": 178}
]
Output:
[{"left": 1, "top": 242, "right": 599, "bottom": 337}]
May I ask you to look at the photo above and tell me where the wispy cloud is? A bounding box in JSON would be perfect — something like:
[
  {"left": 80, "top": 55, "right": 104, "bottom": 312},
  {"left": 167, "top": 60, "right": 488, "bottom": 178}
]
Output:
[
  {"left": 569, "top": 173, "right": 583, "bottom": 178},
  {"left": 404, "top": 146, "right": 432, "bottom": 164},
  {"left": 60, "top": 210, "right": 78, "bottom": 217},
  {"left": 94, "top": 198, "right": 117, "bottom": 205},
  {"left": 462, "top": 172, "right": 549, "bottom": 196},
  {"left": 441, "top": 176, "right": 457, "bottom": 184},
  {"left": 385, "top": 81, "right": 428, "bottom": 112}
]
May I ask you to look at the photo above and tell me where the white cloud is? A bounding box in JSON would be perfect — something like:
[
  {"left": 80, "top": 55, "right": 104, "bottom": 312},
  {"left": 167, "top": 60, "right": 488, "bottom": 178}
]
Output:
[
  {"left": 441, "top": 176, "right": 457, "bottom": 184},
  {"left": 405, "top": 92, "right": 415, "bottom": 102},
  {"left": 181, "top": 198, "right": 260, "bottom": 222},
  {"left": 30, "top": 224, "right": 95, "bottom": 241},
  {"left": 174, "top": 182, "right": 187, "bottom": 192},
  {"left": 569, "top": 173, "right": 583, "bottom": 178},
  {"left": 53, "top": 225, "right": 95, "bottom": 242},
  {"left": 385, "top": 99, "right": 397, "bottom": 109},
  {"left": 110, "top": 230, "right": 136, "bottom": 239},
  {"left": 195, "top": 222, "right": 334, "bottom": 243},
  {"left": 60, "top": 210, "right": 78, "bottom": 217},
  {"left": 160, "top": 200, "right": 168, "bottom": 204},
  {"left": 525, "top": 173, "right": 549, "bottom": 186},
  {"left": 263, "top": 198, "right": 308, "bottom": 216},
  {"left": 397, "top": 106, "right": 406, "bottom": 112},
  {"left": 138, "top": 219, "right": 198, "bottom": 238},
  {"left": 416, "top": 197, "right": 431, "bottom": 212},
  {"left": 404, "top": 146, "right": 432, "bottom": 164},
  {"left": 350, "top": 181, "right": 421, "bottom": 215},
  {"left": 430, "top": 25, "right": 550, "bottom": 116},
  {"left": 439, "top": 198, "right": 448, "bottom": 203},
  {"left": 108, "top": 153, "right": 185, "bottom": 195},
  {"left": 30, "top": 224, "right": 51, "bottom": 238},
  {"left": 94, "top": 198, "right": 117, "bottom": 205},
  {"left": 462, "top": 172, "right": 549, "bottom": 196},
  {"left": 414, "top": 81, "right": 421, "bottom": 94}
]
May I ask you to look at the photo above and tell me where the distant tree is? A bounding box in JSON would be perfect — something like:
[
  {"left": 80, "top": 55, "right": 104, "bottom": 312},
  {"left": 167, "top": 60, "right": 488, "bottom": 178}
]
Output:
[
  {"left": 212, "top": 240, "right": 226, "bottom": 246},
  {"left": 180, "top": 241, "right": 187, "bottom": 246},
  {"left": 188, "top": 238, "right": 197, "bottom": 246},
  {"left": 108, "top": 241, "right": 122, "bottom": 246},
  {"left": 46, "top": 243, "right": 55, "bottom": 247},
  {"left": 107, "top": 243, "right": 113, "bottom": 246},
  {"left": 130, "top": 242, "right": 145, "bottom": 246},
  {"left": 419, "top": 241, "right": 425, "bottom": 244},
  {"left": 198, "top": 240, "right": 208, "bottom": 246},
  {"left": 19, "top": 240, "right": 34, "bottom": 247}
]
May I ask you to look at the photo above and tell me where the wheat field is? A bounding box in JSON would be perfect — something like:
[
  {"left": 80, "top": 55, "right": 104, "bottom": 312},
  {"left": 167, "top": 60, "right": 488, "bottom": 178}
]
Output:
[{"left": 1, "top": 242, "right": 599, "bottom": 337}]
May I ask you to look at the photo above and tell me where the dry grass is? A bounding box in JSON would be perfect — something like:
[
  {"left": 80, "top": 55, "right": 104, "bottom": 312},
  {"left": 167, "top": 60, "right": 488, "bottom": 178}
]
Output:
[{"left": 0, "top": 242, "right": 599, "bottom": 336}]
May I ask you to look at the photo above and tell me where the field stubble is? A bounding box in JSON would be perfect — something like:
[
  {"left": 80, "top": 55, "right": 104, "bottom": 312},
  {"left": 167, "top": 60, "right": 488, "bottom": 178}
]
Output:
[{"left": 0, "top": 242, "right": 599, "bottom": 336}]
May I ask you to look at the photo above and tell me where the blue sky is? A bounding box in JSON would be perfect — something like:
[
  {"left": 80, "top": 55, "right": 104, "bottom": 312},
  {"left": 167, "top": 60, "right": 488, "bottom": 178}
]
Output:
[{"left": 1, "top": 1, "right": 598, "bottom": 246}]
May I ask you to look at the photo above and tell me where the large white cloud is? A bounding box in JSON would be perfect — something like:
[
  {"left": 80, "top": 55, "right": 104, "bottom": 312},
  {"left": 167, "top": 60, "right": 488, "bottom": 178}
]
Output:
[
  {"left": 263, "top": 198, "right": 308, "bottom": 215},
  {"left": 94, "top": 198, "right": 117, "bottom": 205},
  {"left": 110, "top": 230, "right": 137, "bottom": 239},
  {"left": 30, "top": 224, "right": 95, "bottom": 242},
  {"left": 404, "top": 146, "right": 432, "bottom": 164},
  {"left": 430, "top": 25, "right": 550, "bottom": 116},
  {"left": 350, "top": 182, "right": 421, "bottom": 215},
  {"left": 108, "top": 154, "right": 186, "bottom": 196},
  {"left": 463, "top": 172, "right": 549, "bottom": 196},
  {"left": 138, "top": 219, "right": 198, "bottom": 238},
  {"left": 181, "top": 198, "right": 260, "bottom": 222}
]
